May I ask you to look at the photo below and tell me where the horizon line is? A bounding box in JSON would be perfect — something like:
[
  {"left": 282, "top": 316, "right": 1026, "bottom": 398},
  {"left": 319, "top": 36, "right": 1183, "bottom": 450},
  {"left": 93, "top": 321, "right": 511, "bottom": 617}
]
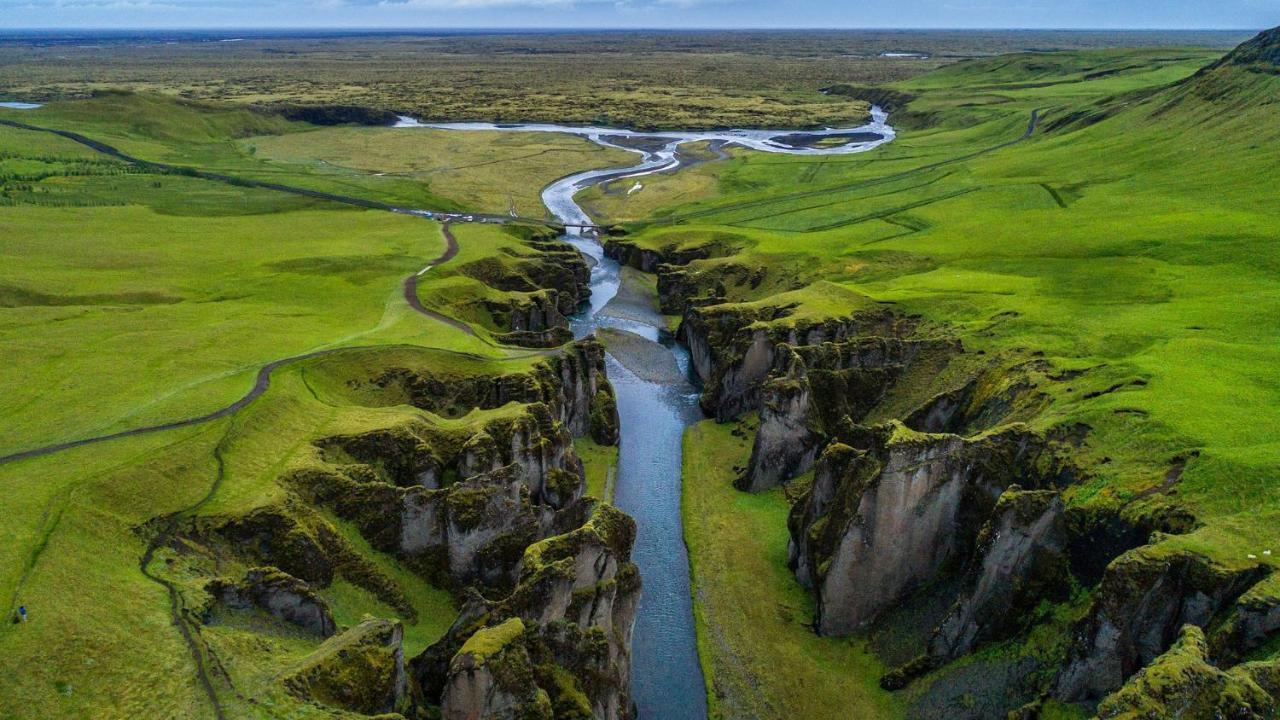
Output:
[{"left": 0, "top": 26, "right": 1265, "bottom": 33}]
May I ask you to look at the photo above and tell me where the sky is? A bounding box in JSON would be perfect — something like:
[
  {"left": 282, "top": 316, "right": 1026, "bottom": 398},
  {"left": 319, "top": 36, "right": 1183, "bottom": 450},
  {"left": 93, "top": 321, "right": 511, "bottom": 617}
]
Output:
[{"left": 2, "top": 0, "right": 1278, "bottom": 30}]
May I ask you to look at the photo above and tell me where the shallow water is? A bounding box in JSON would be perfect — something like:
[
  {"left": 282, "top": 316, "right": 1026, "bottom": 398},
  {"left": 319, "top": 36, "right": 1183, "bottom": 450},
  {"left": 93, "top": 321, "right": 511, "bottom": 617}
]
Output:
[
  {"left": 421, "top": 110, "right": 895, "bottom": 719},
  {"left": 0, "top": 102, "right": 42, "bottom": 110},
  {"left": 562, "top": 206, "right": 709, "bottom": 719}
]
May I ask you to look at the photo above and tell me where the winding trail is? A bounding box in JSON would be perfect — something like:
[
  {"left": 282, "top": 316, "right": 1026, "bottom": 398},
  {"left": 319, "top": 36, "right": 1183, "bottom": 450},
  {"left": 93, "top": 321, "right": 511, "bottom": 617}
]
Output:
[
  {"left": 402, "top": 221, "right": 475, "bottom": 336},
  {"left": 1, "top": 105, "right": 1043, "bottom": 718},
  {"left": 0, "top": 113, "right": 570, "bottom": 468},
  {"left": 137, "top": 438, "right": 232, "bottom": 720},
  {"left": 0, "top": 223, "right": 473, "bottom": 467}
]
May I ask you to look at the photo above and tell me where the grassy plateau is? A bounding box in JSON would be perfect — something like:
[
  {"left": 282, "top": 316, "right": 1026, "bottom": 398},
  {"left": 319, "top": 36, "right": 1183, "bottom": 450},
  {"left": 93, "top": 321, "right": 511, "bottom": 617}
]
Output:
[{"left": 0, "top": 26, "right": 1277, "bottom": 720}]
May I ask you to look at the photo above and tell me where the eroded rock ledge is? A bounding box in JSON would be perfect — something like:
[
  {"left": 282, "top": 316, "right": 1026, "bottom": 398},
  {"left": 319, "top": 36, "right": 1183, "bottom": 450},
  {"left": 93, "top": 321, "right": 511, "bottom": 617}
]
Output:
[
  {"left": 414, "top": 505, "right": 640, "bottom": 720},
  {"left": 788, "top": 423, "right": 1072, "bottom": 637},
  {"left": 605, "top": 236, "right": 1280, "bottom": 717},
  {"left": 170, "top": 338, "right": 637, "bottom": 718},
  {"left": 450, "top": 224, "right": 593, "bottom": 347}
]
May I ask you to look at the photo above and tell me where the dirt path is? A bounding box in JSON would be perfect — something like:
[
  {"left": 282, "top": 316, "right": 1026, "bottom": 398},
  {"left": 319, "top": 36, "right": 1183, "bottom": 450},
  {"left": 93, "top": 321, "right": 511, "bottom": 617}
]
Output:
[
  {"left": 0, "top": 121, "right": 551, "bottom": 468},
  {"left": 0, "top": 117, "right": 563, "bottom": 227},
  {"left": 402, "top": 221, "right": 475, "bottom": 336}
]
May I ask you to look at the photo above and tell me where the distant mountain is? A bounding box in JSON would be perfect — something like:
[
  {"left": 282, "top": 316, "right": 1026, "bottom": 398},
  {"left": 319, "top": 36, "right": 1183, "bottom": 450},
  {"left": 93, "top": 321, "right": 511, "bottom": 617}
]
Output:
[
  {"left": 1206, "top": 25, "right": 1280, "bottom": 71},
  {"left": 1165, "top": 25, "right": 1280, "bottom": 109}
]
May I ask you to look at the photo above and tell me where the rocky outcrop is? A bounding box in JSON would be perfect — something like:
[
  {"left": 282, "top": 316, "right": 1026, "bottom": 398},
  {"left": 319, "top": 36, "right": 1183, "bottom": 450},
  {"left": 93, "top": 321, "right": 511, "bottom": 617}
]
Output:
[
  {"left": 207, "top": 507, "right": 340, "bottom": 586},
  {"left": 415, "top": 504, "right": 640, "bottom": 720},
  {"left": 681, "top": 304, "right": 909, "bottom": 421},
  {"left": 928, "top": 488, "right": 1068, "bottom": 660},
  {"left": 740, "top": 364, "right": 822, "bottom": 493},
  {"left": 298, "top": 457, "right": 591, "bottom": 593},
  {"left": 450, "top": 225, "right": 590, "bottom": 348},
  {"left": 740, "top": 335, "right": 953, "bottom": 492},
  {"left": 603, "top": 235, "right": 731, "bottom": 275},
  {"left": 269, "top": 103, "right": 400, "bottom": 126},
  {"left": 1211, "top": 587, "right": 1280, "bottom": 666},
  {"left": 366, "top": 338, "right": 618, "bottom": 447},
  {"left": 462, "top": 234, "right": 590, "bottom": 316},
  {"left": 486, "top": 291, "right": 574, "bottom": 348},
  {"left": 455, "top": 404, "right": 584, "bottom": 491},
  {"left": 439, "top": 618, "right": 551, "bottom": 720},
  {"left": 1094, "top": 625, "right": 1278, "bottom": 720},
  {"left": 788, "top": 423, "right": 1068, "bottom": 635},
  {"left": 206, "top": 566, "right": 336, "bottom": 636},
  {"left": 1052, "top": 547, "right": 1269, "bottom": 705},
  {"left": 284, "top": 618, "right": 408, "bottom": 715}
]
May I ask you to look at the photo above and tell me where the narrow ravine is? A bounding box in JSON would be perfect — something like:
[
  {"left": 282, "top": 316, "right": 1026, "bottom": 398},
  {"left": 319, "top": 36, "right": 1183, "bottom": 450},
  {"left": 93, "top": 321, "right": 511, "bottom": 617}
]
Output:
[
  {"left": 453, "top": 109, "right": 895, "bottom": 719},
  {"left": 559, "top": 221, "right": 709, "bottom": 719}
]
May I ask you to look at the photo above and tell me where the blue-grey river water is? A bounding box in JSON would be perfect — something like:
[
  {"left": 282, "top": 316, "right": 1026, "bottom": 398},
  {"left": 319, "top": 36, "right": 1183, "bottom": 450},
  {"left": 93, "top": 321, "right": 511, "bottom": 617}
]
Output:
[
  {"left": 565, "top": 233, "right": 709, "bottom": 720},
  {"left": 409, "top": 109, "right": 895, "bottom": 719}
]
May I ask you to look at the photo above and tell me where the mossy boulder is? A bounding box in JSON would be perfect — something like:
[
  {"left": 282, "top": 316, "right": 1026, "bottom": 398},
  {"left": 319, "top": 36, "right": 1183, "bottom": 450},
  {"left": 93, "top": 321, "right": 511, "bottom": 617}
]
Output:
[
  {"left": 1095, "top": 625, "right": 1277, "bottom": 720},
  {"left": 1053, "top": 546, "right": 1269, "bottom": 704},
  {"left": 284, "top": 618, "right": 408, "bottom": 715},
  {"left": 206, "top": 566, "right": 336, "bottom": 637}
]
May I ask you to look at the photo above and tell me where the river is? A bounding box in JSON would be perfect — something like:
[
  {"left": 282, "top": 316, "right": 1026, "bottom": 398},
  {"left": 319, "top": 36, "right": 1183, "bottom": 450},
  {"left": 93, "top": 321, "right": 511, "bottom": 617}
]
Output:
[{"left": 406, "top": 109, "right": 894, "bottom": 719}]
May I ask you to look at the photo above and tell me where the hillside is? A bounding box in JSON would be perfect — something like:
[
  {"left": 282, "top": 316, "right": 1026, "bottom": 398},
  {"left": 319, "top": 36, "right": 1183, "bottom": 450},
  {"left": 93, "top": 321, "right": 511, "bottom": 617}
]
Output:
[
  {"left": 0, "top": 27, "right": 1278, "bottom": 720},
  {"left": 600, "top": 27, "right": 1280, "bottom": 720}
]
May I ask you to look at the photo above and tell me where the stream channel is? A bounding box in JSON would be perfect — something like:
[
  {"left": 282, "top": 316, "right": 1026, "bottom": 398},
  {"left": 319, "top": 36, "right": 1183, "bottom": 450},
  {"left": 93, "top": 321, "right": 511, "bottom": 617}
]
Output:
[{"left": 401, "top": 109, "right": 895, "bottom": 719}]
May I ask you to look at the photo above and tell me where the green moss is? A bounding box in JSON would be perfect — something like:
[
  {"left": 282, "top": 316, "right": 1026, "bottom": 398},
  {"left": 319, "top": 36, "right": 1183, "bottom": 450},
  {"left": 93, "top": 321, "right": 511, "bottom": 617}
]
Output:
[
  {"left": 283, "top": 618, "right": 405, "bottom": 715},
  {"left": 1096, "top": 625, "right": 1276, "bottom": 720},
  {"left": 458, "top": 617, "right": 526, "bottom": 666},
  {"left": 548, "top": 666, "right": 594, "bottom": 719}
]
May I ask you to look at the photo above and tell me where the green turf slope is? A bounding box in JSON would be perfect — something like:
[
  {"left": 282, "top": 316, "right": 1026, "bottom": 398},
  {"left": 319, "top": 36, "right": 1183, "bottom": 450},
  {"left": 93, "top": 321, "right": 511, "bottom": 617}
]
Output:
[{"left": 623, "top": 32, "right": 1280, "bottom": 720}]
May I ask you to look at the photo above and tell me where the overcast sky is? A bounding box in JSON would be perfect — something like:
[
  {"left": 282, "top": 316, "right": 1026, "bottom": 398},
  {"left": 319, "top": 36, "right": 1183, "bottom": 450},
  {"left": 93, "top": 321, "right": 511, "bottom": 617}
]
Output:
[{"left": 3, "top": 0, "right": 1278, "bottom": 30}]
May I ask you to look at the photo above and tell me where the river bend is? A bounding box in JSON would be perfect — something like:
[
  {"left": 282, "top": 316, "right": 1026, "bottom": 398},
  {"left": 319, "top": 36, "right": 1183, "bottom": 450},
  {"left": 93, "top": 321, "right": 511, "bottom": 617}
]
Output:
[{"left": 408, "top": 109, "right": 895, "bottom": 719}]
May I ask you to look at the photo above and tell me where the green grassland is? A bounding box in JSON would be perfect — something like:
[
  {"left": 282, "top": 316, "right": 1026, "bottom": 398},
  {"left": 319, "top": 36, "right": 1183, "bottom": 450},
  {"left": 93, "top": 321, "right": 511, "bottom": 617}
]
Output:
[
  {"left": 683, "top": 416, "right": 901, "bottom": 719},
  {"left": 0, "top": 346, "right": 554, "bottom": 718},
  {"left": 244, "top": 126, "right": 633, "bottom": 218},
  {"left": 604, "top": 42, "right": 1280, "bottom": 718},
  {"left": 0, "top": 28, "right": 1274, "bottom": 720},
  {"left": 0, "top": 31, "right": 1250, "bottom": 130},
  {"left": 0, "top": 92, "right": 645, "bottom": 457},
  {"left": 0, "top": 92, "right": 610, "bottom": 717},
  {"left": 9, "top": 91, "right": 635, "bottom": 214}
]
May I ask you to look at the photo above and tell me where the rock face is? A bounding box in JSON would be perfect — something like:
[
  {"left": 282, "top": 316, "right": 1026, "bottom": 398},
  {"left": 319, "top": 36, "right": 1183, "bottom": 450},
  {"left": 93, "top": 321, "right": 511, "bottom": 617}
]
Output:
[
  {"left": 368, "top": 338, "right": 617, "bottom": 444},
  {"left": 284, "top": 618, "right": 408, "bottom": 715},
  {"left": 439, "top": 618, "right": 551, "bottom": 720},
  {"left": 207, "top": 566, "right": 336, "bottom": 637},
  {"left": 928, "top": 488, "right": 1068, "bottom": 660},
  {"left": 209, "top": 507, "right": 340, "bottom": 586},
  {"left": 272, "top": 337, "right": 637, "bottom": 717},
  {"left": 416, "top": 505, "right": 641, "bottom": 720},
  {"left": 788, "top": 423, "right": 1066, "bottom": 635},
  {"left": 604, "top": 236, "right": 728, "bottom": 275},
  {"left": 1211, "top": 588, "right": 1280, "bottom": 666},
  {"left": 297, "top": 397, "right": 601, "bottom": 593},
  {"left": 291, "top": 340, "right": 619, "bottom": 592},
  {"left": 451, "top": 225, "right": 589, "bottom": 349},
  {"left": 1052, "top": 547, "right": 1269, "bottom": 704},
  {"left": 681, "top": 304, "right": 915, "bottom": 421},
  {"left": 1094, "top": 625, "right": 1278, "bottom": 720},
  {"left": 486, "top": 291, "right": 575, "bottom": 348},
  {"left": 740, "top": 335, "right": 950, "bottom": 492}
]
